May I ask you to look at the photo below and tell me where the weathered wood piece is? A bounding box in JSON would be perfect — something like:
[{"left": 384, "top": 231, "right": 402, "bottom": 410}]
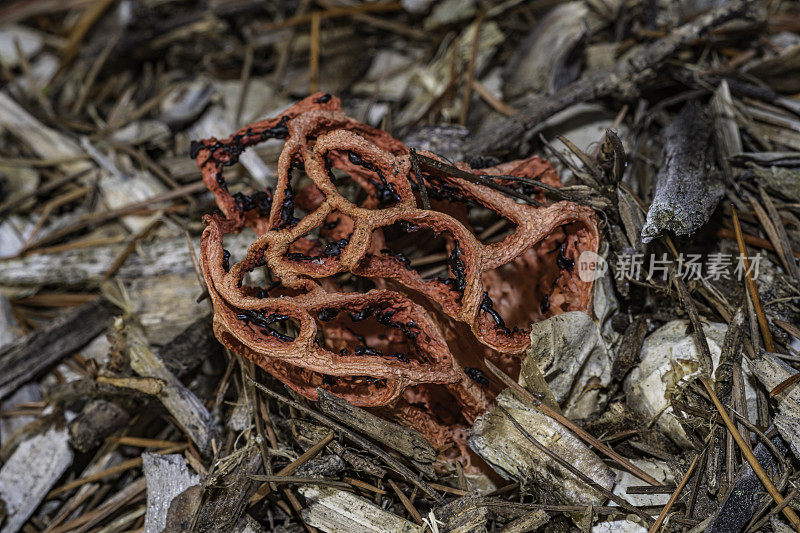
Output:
[
  {"left": 641, "top": 101, "right": 723, "bottom": 243},
  {"left": 464, "top": 0, "right": 757, "bottom": 155},
  {"left": 143, "top": 453, "right": 201, "bottom": 533},
  {"left": 68, "top": 399, "right": 131, "bottom": 452},
  {"left": 0, "top": 91, "right": 90, "bottom": 175},
  {"left": 499, "top": 509, "right": 550, "bottom": 533},
  {"left": 158, "top": 316, "right": 223, "bottom": 380},
  {"left": 316, "top": 388, "right": 436, "bottom": 464},
  {"left": 0, "top": 424, "right": 73, "bottom": 533},
  {"left": 122, "top": 319, "right": 218, "bottom": 455},
  {"left": 435, "top": 496, "right": 491, "bottom": 533},
  {"left": 750, "top": 352, "right": 800, "bottom": 460},
  {"left": 299, "top": 485, "right": 424, "bottom": 533},
  {"left": 0, "top": 298, "right": 117, "bottom": 400},
  {"left": 469, "top": 391, "right": 615, "bottom": 511},
  {"left": 0, "top": 233, "right": 252, "bottom": 289},
  {"left": 191, "top": 444, "right": 262, "bottom": 533}
]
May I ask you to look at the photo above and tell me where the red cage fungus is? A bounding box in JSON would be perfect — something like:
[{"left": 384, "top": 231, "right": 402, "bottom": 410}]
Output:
[{"left": 194, "top": 93, "right": 599, "bottom": 460}]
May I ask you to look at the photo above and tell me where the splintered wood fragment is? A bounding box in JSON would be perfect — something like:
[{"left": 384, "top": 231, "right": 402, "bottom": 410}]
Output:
[
  {"left": 143, "top": 453, "right": 201, "bottom": 533},
  {"left": 500, "top": 509, "right": 549, "bottom": 533},
  {"left": 482, "top": 359, "right": 661, "bottom": 486},
  {"left": 68, "top": 399, "right": 131, "bottom": 452},
  {"left": 120, "top": 318, "right": 218, "bottom": 456},
  {"left": 611, "top": 316, "right": 648, "bottom": 383},
  {"left": 731, "top": 204, "right": 775, "bottom": 352},
  {"left": 299, "top": 485, "right": 424, "bottom": 533},
  {"left": 0, "top": 91, "right": 91, "bottom": 176},
  {"left": 317, "top": 388, "right": 436, "bottom": 464},
  {"left": 0, "top": 424, "right": 73, "bottom": 533},
  {"left": 189, "top": 444, "right": 264, "bottom": 531},
  {"left": 0, "top": 298, "right": 117, "bottom": 400},
  {"left": 435, "top": 496, "right": 490, "bottom": 533}
]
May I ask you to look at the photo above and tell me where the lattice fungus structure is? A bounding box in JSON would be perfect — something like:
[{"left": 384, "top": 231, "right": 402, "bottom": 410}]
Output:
[{"left": 194, "top": 93, "right": 599, "bottom": 463}]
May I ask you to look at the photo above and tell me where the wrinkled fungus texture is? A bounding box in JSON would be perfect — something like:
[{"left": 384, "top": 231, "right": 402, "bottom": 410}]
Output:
[{"left": 195, "top": 93, "right": 598, "bottom": 459}]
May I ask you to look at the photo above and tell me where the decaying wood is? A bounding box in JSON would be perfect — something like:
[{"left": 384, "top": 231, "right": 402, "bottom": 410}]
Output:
[
  {"left": 3, "top": 1, "right": 800, "bottom": 531},
  {"left": 68, "top": 399, "right": 131, "bottom": 452},
  {"left": 0, "top": 233, "right": 252, "bottom": 289},
  {"left": 0, "top": 424, "right": 73, "bottom": 533},
  {"left": 641, "top": 101, "right": 723, "bottom": 243},
  {"left": 434, "top": 496, "right": 490, "bottom": 533},
  {"left": 158, "top": 315, "right": 223, "bottom": 379},
  {"left": 317, "top": 388, "right": 436, "bottom": 464},
  {"left": 190, "top": 443, "right": 263, "bottom": 532},
  {"left": 464, "top": 0, "right": 759, "bottom": 155},
  {"left": 0, "top": 298, "right": 117, "bottom": 400},
  {"left": 299, "top": 485, "right": 424, "bottom": 533},
  {"left": 120, "top": 318, "right": 218, "bottom": 456},
  {"left": 469, "top": 391, "right": 617, "bottom": 518},
  {"left": 143, "top": 453, "right": 201, "bottom": 533}
]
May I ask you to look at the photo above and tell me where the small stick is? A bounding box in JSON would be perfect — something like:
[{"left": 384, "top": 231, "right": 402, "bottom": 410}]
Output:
[
  {"left": 747, "top": 487, "right": 799, "bottom": 533},
  {"left": 731, "top": 204, "right": 775, "bottom": 352},
  {"left": 249, "top": 431, "right": 334, "bottom": 503},
  {"left": 775, "top": 319, "right": 800, "bottom": 341},
  {"left": 235, "top": 43, "right": 254, "bottom": 126},
  {"left": 471, "top": 79, "right": 515, "bottom": 117},
  {"left": 459, "top": 11, "right": 484, "bottom": 125},
  {"left": 387, "top": 479, "right": 424, "bottom": 525},
  {"left": 408, "top": 149, "right": 431, "bottom": 210},
  {"left": 248, "top": 475, "right": 351, "bottom": 490},
  {"left": 760, "top": 186, "right": 800, "bottom": 280},
  {"left": 483, "top": 359, "right": 662, "bottom": 486},
  {"left": 769, "top": 370, "right": 800, "bottom": 398},
  {"left": 344, "top": 477, "right": 386, "bottom": 494},
  {"left": 717, "top": 228, "right": 800, "bottom": 259},
  {"left": 309, "top": 12, "right": 321, "bottom": 94},
  {"left": 648, "top": 452, "right": 701, "bottom": 533}
]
